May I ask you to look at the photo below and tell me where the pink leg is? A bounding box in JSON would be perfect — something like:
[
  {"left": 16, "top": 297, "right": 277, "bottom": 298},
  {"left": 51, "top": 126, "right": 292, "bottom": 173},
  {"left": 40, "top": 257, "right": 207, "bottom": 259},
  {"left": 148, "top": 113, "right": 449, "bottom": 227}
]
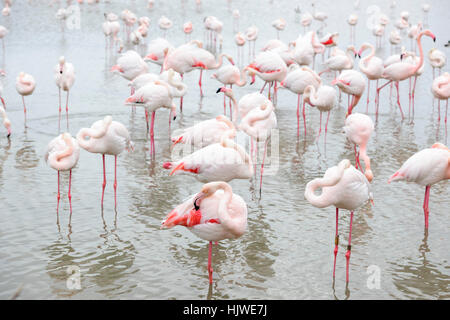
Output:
[
  {"left": 411, "top": 76, "right": 417, "bottom": 121},
  {"left": 438, "top": 100, "right": 441, "bottom": 122},
  {"left": 366, "top": 79, "right": 370, "bottom": 113},
  {"left": 395, "top": 81, "right": 404, "bottom": 120},
  {"left": 423, "top": 186, "right": 430, "bottom": 229},
  {"left": 199, "top": 69, "right": 204, "bottom": 97},
  {"left": 345, "top": 211, "right": 354, "bottom": 283},
  {"left": 223, "top": 92, "right": 226, "bottom": 115},
  {"left": 445, "top": 99, "right": 448, "bottom": 124},
  {"left": 376, "top": 80, "right": 393, "bottom": 118},
  {"left": 297, "top": 94, "right": 301, "bottom": 138},
  {"left": 259, "top": 139, "right": 268, "bottom": 198},
  {"left": 22, "top": 96, "right": 27, "bottom": 126},
  {"left": 408, "top": 77, "right": 412, "bottom": 118},
  {"left": 150, "top": 111, "right": 156, "bottom": 156},
  {"left": 0, "top": 96, "right": 6, "bottom": 110},
  {"left": 316, "top": 111, "right": 322, "bottom": 142},
  {"left": 208, "top": 241, "right": 213, "bottom": 284},
  {"left": 114, "top": 155, "right": 117, "bottom": 209},
  {"left": 302, "top": 100, "right": 306, "bottom": 136},
  {"left": 260, "top": 82, "right": 267, "bottom": 94},
  {"left": 180, "top": 74, "right": 184, "bottom": 112},
  {"left": 333, "top": 208, "right": 339, "bottom": 278},
  {"left": 66, "top": 90, "right": 70, "bottom": 130},
  {"left": 57, "top": 171, "right": 61, "bottom": 214},
  {"left": 354, "top": 145, "right": 359, "bottom": 169},
  {"left": 324, "top": 111, "right": 330, "bottom": 145},
  {"left": 58, "top": 88, "right": 61, "bottom": 133},
  {"left": 145, "top": 109, "right": 149, "bottom": 133},
  {"left": 101, "top": 154, "right": 106, "bottom": 208},
  {"left": 229, "top": 85, "right": 233, "bottom": 121},
  {"left": 68, "top": 169, "right": 72, "bottom": 223},
  {"left": 274, "top": 81, "right": 278, "bottom": 105},
  {"left": 268, "top": 82, "right": 272, "bottom": 100}
]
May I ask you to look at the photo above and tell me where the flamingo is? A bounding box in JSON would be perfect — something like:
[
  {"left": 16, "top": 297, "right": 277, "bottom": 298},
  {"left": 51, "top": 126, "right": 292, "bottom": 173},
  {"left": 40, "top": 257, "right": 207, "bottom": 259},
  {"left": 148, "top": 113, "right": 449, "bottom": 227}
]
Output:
[
  {"left": 431, "top": 72, "right": 450, "bottom": 123},
  {"left": 45, "top": 132, "right": 80, "bottom": 221},
  {"left": 303, "top": 84, "right": 336, "bottom": 142},
  {"left": 320, "top": 32, "right": 339, "bottom": 57},
  {"left": 232, "top": 9, "right": 240, "bottom": 32},
  {"left": 0, "top": 101, "right": 11, "bottom": 138},
  {"left": 162, "top": 136, "right": 253, "bottom": 183},
  {"left": 183, "top": 21, "right": 193, "bottom": 42},
  {"left": 158, "top": 16, "right": 173, "bottom": 38},
  {"left": 305, "top": 159, "right": 373, "bottom": 282},
  {"left": 246, "top": 50, "right": 287, "bottom": 103},
  {"left": 422, "top": 3, "right": 431, "bottom": 25},
  {"left": 292, "top": 31, "right": 316, "bottom": 67},
  {"left": 15, "top": 72, "right": 36, "bottom": 126},
  {"left": 428, "top": 48, "right": 446, "bottom": 79},
  {"left": 375, "top": 30, "right": 436, "bottom": 120},
  {"left": 0, "top": 25, "right": 7, "bottom": 54},
  {"left": 401, "top": 50, "right": 425, "bottom": 120},
  {"left": 125, "top": 80, "right": 177, "bottom": 156},
  {"left": 389, "top": 30, "right": 402, "bottom": 54},
  {"left": 234, "top": 32, "right": 246, "bottom": 65},
  {"left": 111, "top": 50, "right": 149, "bottom": 84},
  {"left": 55, "top": 56, "right": 75, "bottom": 132},
  {"left": 211, "top": 66, "right": 248, "bottom": 118},
  {"left": 347, "top": 14, "right": 358, "bottom": 44},
  {"left": 343, "top": 113, "right": 374, "bottom": 182},
  {"left": 372, "top": 24, "right": 385, "bottom": 48},
  {"left": 358, "top": 42, "right": 384, "bottom": 113},
  {"left": 300, "top": 12, "right": 313, "bottom": 34},
  {"left": 171, "top": 115, "right": 236, "bottom": 149},
  {"left": 239, "top": 96, "right": 277, "bottom": 196},
  {"left": 144, "top": 38, "right": 174, "bottom": 71},
  {"left": 388, "top": 143, "right": 449, "bottom": 229},
  {"left": 237, "top": 91, "right": 271, "bottom": 120},
  {"left": 320, "top": 45, "right": 357, "bottom": 75},
  {"left": 408, "top": 22, "right": 422, "bottom": 52},
  {"left": 161, "top": 181, "right": 248, "bottom": 284},
  {"left": 261, "top": 39, "right": 295, "bottom": 67},
  {"left": 271, "top": 18, "right": 286, "bottom": 39},
  {"left": 280, "top": 65, "right": 321, "bottom": 137},
  {"left": 331, "top": 69, "right": 366, "bottom": 116},
  {"left": 204, "top": 16, "right": 223, "bottom": 50},
  {"left": 311, "top": 3, "right": 328, "bottom": 32},
  {"left": 76, "top": 116, "right": 133, "bottom": 209},
  {"left": 245, "top": 25, "right": 258, "bottom": 59},
  {"left": 121, "top": 9, "right": 137, "bottom": 40}
]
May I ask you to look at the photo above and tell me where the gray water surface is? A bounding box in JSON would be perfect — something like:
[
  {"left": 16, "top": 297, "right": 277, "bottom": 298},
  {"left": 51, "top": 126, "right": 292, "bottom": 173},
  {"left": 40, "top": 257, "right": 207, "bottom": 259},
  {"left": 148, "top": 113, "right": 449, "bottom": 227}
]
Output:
[{"left": 0, "top": 0, "right": 449, "bottom": 300}]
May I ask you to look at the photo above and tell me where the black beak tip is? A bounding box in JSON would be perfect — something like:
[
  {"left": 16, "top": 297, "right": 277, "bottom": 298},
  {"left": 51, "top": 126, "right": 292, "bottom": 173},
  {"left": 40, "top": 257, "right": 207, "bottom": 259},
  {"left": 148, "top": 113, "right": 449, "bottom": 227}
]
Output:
[
  {"left": 6, "top": 133, "right": 10, "bottom": 138},
  {"left": 60, "top": 71, "right": 63, "bottom": 74},
  {"left": 216, "top": 88, "right": 221, "bottom": 93},
  {"left": 173, "top": 116, "right": 177, "bottom": 121},
  {"left": 433, "top": 37, "right": 436, "bottom": 42},
  {"left": 358, "top": 54, "right": 361, "bottom": 58}
]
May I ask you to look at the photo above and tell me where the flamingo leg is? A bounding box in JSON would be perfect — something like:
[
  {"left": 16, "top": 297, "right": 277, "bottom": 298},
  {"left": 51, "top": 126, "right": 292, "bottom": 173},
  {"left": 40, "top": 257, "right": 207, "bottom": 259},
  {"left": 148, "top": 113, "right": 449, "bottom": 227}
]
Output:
[
  {"left": 101, "top": 154, "right": 106, "bottom": 208},
  {"left": 395, "top": 81, "right": 405, "bottom": 120},
  {"left": 0, "top": 96, "right": 6, "bottom": 110},
  {"left": 66, "top": 90, "right": 70, "bottom": 130},
  {"left": 333, "top": 208, "right": 339, "bottom": 278},
  {"left": 268, "top": 82, "right": 272, "bottom": 100},
  {"left": 58, "top": 88, "right": 61, "bottom": 133},
  {"left": 408, "top": 77, "right": 412, "bottom": 118},
  {"left": 438, "top": 100, "right": 441, "bottom": 122},
  {"left": 354, "top": 145, "right": 359, "bottom": 169},
  {"left": 145, "top": 109, "right": 149, "bottom": 133},
  {"left": 114, "top": 155, "right": 117, "bottom": 209},
  {"left": 259, "top": 139, "right": 268, "bottom": 198},
  {"left": 445, "top": 99, "right": 448, "bottom": 124},
  {"left": 150, "top": 111, "right": 156, "bottom": 156},
  {"left": 260, "top": 82, "right": 267, "bottom": 94},
  {"left": 208, "top": 241, "right": 213, "bottom": 284},
  {"left": 199, "top": 69, "right": 204, "bottom": 97},
  {"left": 324, "top": 111, "right": 330, "bottom": 145},
  {"left": 68, "top": 169, "right": 72, "bottom": 224},
  {"left": 423, "top": 186, "right": 430, "bottom": 229},
  {"left": 376, "top": 80, "right": 393, "bottom": 118},
  {"left": 366, "top": 79, "right": 370, "bottom": 113},
  {"left": 180, "top": 74, "right": 184, "bottom": 112},
  {"left": 297, "top": 94, "right": 301, "bottom": 138},
  {"left": 57, "top": 171, "right": 61, "bottom": 214},
  {"left": 316, "top": 111, "right": 322, "bottom": 142},
  {"left": 22, "top": 96, "right": 27, "bottom": 126},
  {"left": 223, "top": 90, "right": 226, "bottom": 115},
  {"left": 302, "top": 100, "right": 307, "bottom": 137},
  {"left": 229, "top": 85, "right": 233, "bottom": 121},
  {"left": 345, "top": 211, "right": 354, "bottom": 283},
  {"left": 411, "top": 76, "right": 418, "bottom": 122}
]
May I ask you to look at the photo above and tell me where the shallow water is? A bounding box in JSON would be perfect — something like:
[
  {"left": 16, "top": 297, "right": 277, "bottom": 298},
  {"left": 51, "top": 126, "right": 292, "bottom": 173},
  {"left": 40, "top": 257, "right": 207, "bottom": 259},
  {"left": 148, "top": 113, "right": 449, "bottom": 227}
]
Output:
[{"left": 0, "top": 0, "right": 449, "bottom": 300}]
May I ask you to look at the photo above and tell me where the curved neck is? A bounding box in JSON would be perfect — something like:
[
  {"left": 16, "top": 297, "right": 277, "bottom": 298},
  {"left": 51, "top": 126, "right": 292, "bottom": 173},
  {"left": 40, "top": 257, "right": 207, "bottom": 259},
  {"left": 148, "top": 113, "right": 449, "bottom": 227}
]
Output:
[
  {"left": 167, "top": 72, "right": 187, "bottom": 96},
  {"left": 304, "top": 86, "right": 317, "bottom": 105},
  {"left": 221, "top": 137, "right": 253, "bottom": 171},
  {"left": 212, "top": 53, "right": 228, "bottom": 69},
  {"left": 413, "top": 32, "right": 426, "bottom": 75},
  {"left": 76, "top": 119, "right": 111, "bottom": 149},
  {"left": 247, "top": 103, "right": 273, "bottom": 126},
  {"left": 235, "top": 67, "right": 248, "bottom": 86},
  {"left": 56, "top": 136, "right": 74, "bottom": 162}
]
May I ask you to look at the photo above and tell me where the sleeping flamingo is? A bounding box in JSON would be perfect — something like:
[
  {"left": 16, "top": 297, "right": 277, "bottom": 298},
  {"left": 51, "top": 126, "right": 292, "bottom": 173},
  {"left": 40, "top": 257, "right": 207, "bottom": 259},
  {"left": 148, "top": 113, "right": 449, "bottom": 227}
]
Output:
[
  {"left": 388, "top": 143, "right": 449, "bottom": 229},
  {"left": 358, "top": 43, "right": 384, "bottom": 113},
  {"left": 343, "top": 113, "right": 374, "bottom": 182},
  {"left": 158, "top": 16, "right": 173, "bottom": 38},
  {"left": 305, "top": 159, "right": 373, "bottom": 283},
  {"left": 15, "top": 72, "right": 36, "bottom": 126},
  {"left": 162, "top": 136, "right": 253, "bottom": 183},
  {"left": 161, "top": 181, "right": 248, "bottom": 284},
  {"left": 428, "top": 48, "right": 446, "bottom": 79},
  {"left": 144, "top": 38, "right": 174, "bottom": 72},
  {"left": 45, "top": 132, "right": 80, "bottom": 222},
  {"left": 431, "top": 72, "right": 450, "bottom": 123},
  {"left": 76, "top": 116, "right": 133, "bottom": 209},
  {"left": 55, "top": 56, "right": 75, "bottom": 132},
  {"left": 303, "top": 84, "right": 336, "bottom": 142},
  {"left": 171, "top": 115, "right": 236, "bottom": 149},
  {"left": 331, "top": 69, "right": 365, "bottom": 116},
  {"left": 111, "top": 50, "right": 149, "bottom": 86}
]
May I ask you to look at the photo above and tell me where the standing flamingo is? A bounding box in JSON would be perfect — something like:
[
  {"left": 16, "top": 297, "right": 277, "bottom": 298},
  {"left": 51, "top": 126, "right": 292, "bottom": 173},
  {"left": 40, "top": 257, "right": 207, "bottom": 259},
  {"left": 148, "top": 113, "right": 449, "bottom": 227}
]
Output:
[
  {"left": 183, "top": 21, "right": 193, "bottom": 42},
  {"left": 271, "top": 18, "right": 286, "bottom": 40},
  {"left": 331, "top": 69, "right": 366, "bottom": 116},
  {"left": 232, "top": 9, "right": 240, "bottom": 33},
  {"left": 358, "top": 43, "right": 384, "bottom": 113},
  {"left": 144, "top": 38, "right": 174, "bottom": 72},
  {"left": 163, "top": 136, "right": 253, "bottom": 183},
  {"left": 245, "top": 25, "right": 258, "bottom": 59},
  {"left": 54, "top": 56, "right": 75, "bottom": 132},
  {"left": 125, "top": 80, "right": 176, "bottom": 156},
  {"left": 305, "top": 159, "right": 373, "bottom": 282},
  {"left": 428, "top": 48, "right": 446, "bottom": 79},
  {"left": 15, "top": 72, "right": 36, "bottom": 126},
  {"left": 171, "top": 115, "right": 236, "bottom": 149},
  {"left": 235, "top": 32, "right": 246, "bottom": 65},
  {"left": 111, "top": 50, "right": 149, "bottom": 84},
  {"left": 389, "top": 30, "right": 402, "bottom": 54},
  {"left": 46, "top": 132, "right": 80, "bottom": 222},
  {"left": 280, "top": 65, "right": 321, "bottom": 137},
  {"left": 343, "top": 113, "right": 374, "bottom": 182},
  {"left": 161, "top": 181, "right": 248, "bottom": 284},
  {"left": 303, "top": 84, "right": 336, "bottom": 142},
  {"left": 347, "top": 14, "right": 358, "bottom": 44},
  {"left": 320, "top": 45, "right": 357, "bottom": 75},
  {"left": 431, "top": 72, "right": 450, "bottom": 123},
  {"left": 388, "top": 143, "right": 449, "bottom": 229},
  {"left": 239, "top": 97, "right": 277, "bottom": 196},
  {"left": 76, "top": 116, "right": 133, "bottom": 209},
  {"left": 375, "top": 30, "right": 436, "bottom": 120},
  {"left": 0, "top": 101, "right": 11, "bottom": 138}
]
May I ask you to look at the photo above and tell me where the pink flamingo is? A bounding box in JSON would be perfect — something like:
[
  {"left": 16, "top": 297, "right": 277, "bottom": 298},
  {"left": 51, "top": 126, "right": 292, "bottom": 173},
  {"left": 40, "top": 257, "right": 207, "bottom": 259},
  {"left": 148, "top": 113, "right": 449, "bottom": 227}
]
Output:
[
  {"left": 320, "top": 45, "right": 357, "bottom": 76},
  {"left": 0, "top": 102, "right": 11, "bottom": 138},
  {"left": 183, "top": 21, "right": 193, "bottom": 42},
  {"left": 234, "top": 32, "right": 246, "bottom": 65},
  {"left": 163, "top": 136, "right": 253, "bottom": 183},
  {"left": 171, "top": 115, "right": 235, "bottom": 149},
  {"left": 331, "top": 70, "right": 365, "bottom": 117},
  {"left": 272, "top": 18, "right": 286, "bottom": 39},
  {"left": 358, "top": 43, "right": 384, "bottom": 113},
  {"left": 144, "top": 38, "right": 174, "bottom": 72},
  {"left": 238, "top": 97, "right": 277, "bottom": 196},
  {"left": 431, "top": 72, "right": 450, "bottom": 123},
  {"left": 303, "top": 84, "right": 336, "bottom": 142},
  {"left": 428, "top": 48, "right": 446, "bottom": 79},
  {"left": 305, "top": 159, "right": 373, "bottom": 283},
  {"left": 343, "top": 113, "right": 374, "bottom": 182},
  {"left": 375, "top": 30, "right": 436, "bottom": 120},
  {"left": 55, "top": 56, "right": 75, "bottom": 132},
  {"left": 125, "top": 80, "right": 176, "bottom": 156},
  {"left": 158, "top": 16, "right": 173, "bottom": 38},
  {"left": 15, "top": 72, "right": 36, "bottom": 126},
  {"left": 45, "top": 132, "right": 80, "bottom": 223},
  {"left": 161, "top": 181, "right": 248, "bottom": 284},
  {"left": 388, "top": 143, "right": 449, "bottom": 229},
  {"left": 245, "top": 25, "right": 258, "bottom": 59},
  {"left": 280, "top": 65, "right": 321, "bottom": 137},
  {"left": 76, "top": 116, "right": 133, "bottom": 209},
  {"left": 261, "top": 39, "right": 295, "bottom": 67},
  {"left": 111, "top": 50, "right": 149, "bottom": 87}
]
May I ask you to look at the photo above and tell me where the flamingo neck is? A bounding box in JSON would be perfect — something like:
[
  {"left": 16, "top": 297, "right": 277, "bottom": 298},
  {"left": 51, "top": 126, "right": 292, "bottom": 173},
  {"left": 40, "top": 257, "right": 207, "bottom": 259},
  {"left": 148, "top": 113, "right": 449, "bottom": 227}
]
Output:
[
  {"left": 221, "top": 137, "right": 253, "bottom": 173},
  {"left": 56, "top": 135, "right": 74, "bottom": 162},
  {"left": 168, "top": 72, "right": 187, "bottom": 96},
  {"left": 76, "top": 118, "right": 112, "bottom": 149},
  {"left": 412, "top": 33, "right": 425, "bottom": 75},
  {"left": 235, "top": 67, "right": 248, "bottom": 86}
]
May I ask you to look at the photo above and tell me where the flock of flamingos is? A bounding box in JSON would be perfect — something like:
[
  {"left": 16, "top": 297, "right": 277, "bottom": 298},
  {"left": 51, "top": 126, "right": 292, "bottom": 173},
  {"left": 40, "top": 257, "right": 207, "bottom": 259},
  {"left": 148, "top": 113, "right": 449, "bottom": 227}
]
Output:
[{"left": 0, "top": 0, "right": 449, "bottom": 287}]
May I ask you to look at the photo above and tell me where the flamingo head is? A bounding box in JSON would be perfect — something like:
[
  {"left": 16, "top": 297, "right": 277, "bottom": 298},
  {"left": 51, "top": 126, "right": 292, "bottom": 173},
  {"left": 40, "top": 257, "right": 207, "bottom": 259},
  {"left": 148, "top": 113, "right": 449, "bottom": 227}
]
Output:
[
  {"left": 3, "top": 118, "right": 11, "bottom": 138},
  {"left": 421, "top": 29, "right": 436, "bottom": 42},
  {"left": 144, "top": 53, "right": 158, "bottom": 61},
  {"left": 216, "top": 87, "right": 233, "bottom": 99},
  {"left": 365, "top": 169, "right": 374, "bottom": 183},
  {"left": 59, "top": 56, "right": 65, "bottom": 73},
  {"left": 357, "top": 43, "right": 370, "bottom": 57}
]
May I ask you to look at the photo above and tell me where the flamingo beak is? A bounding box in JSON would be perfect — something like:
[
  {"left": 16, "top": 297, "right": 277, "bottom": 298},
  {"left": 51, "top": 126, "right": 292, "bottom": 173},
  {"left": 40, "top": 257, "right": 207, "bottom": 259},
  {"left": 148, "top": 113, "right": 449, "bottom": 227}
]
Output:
[
  {"left": 331, "top": 79, "right": 338, "bottom": 85},
  {"left": 216, "top": 87, "right": 224, "bottom": 93}
]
